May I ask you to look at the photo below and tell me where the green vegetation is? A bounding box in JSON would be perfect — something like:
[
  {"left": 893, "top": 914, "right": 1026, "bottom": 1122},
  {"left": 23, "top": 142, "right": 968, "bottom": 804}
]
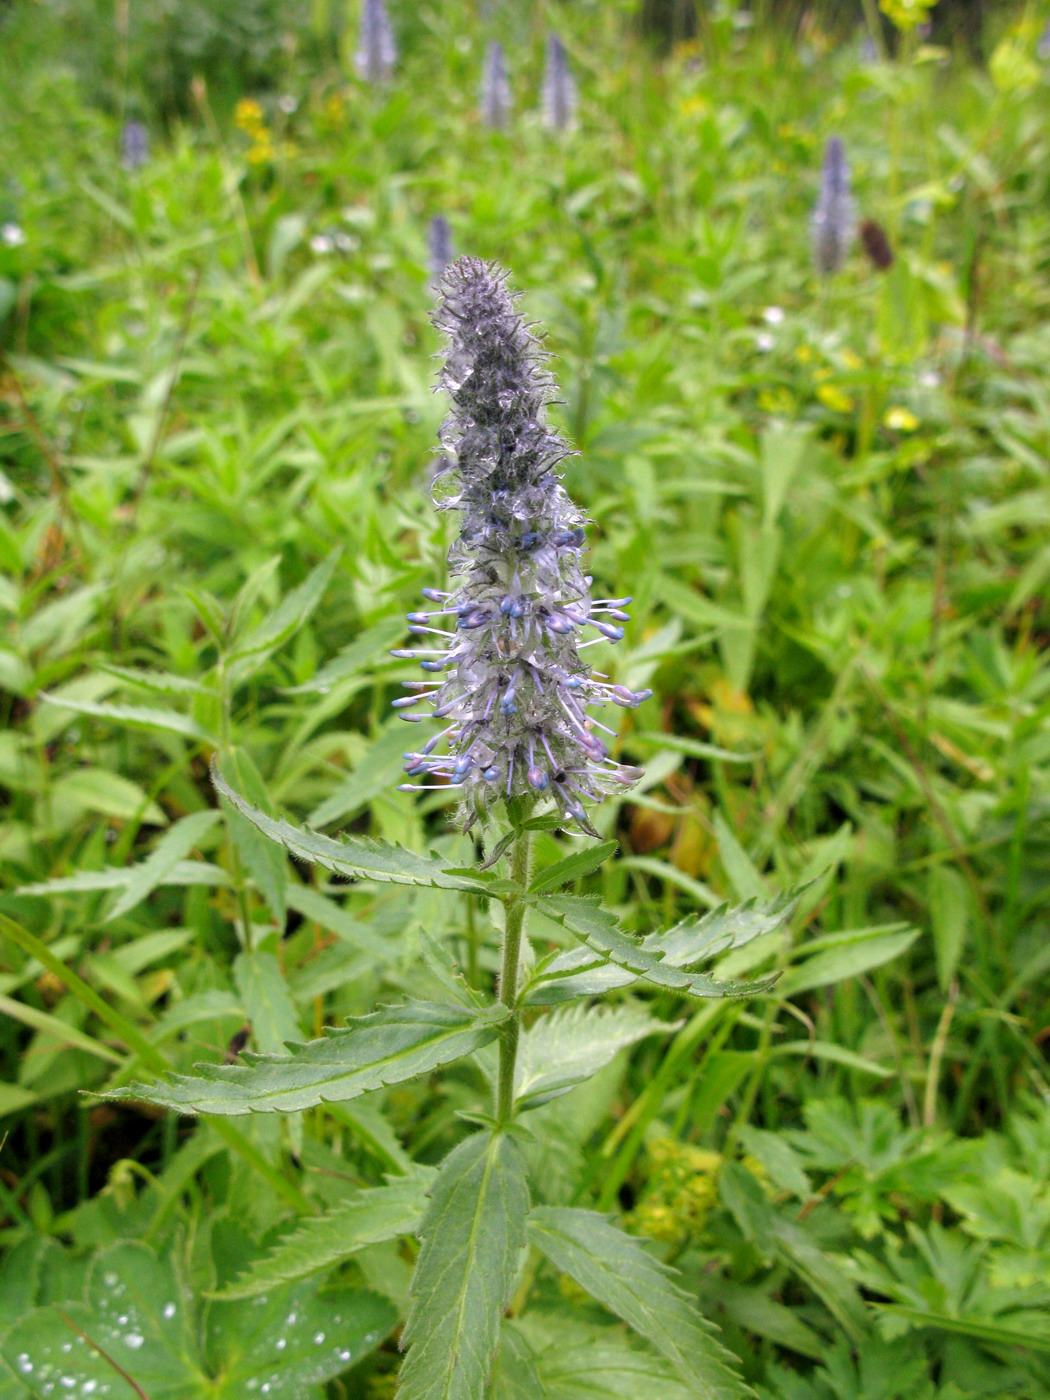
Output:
[{"left": 2, "top": 2, "right": 1050, "bottom": 1397}]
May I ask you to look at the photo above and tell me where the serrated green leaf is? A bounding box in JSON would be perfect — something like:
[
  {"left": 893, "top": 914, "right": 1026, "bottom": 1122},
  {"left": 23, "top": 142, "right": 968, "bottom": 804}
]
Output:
[
  {"left": 105, "top": 1000, "right": 510, "bottom": 1115},
  {"left": 929, "top": 865, "right": 969, "bottom": 992},
  {"left": 215, "top": 1167, "right": 437, "bottom": 1299},
  {"left": 527, "top": 1207, "right": 752, "bottom": 1400},
  {"left": 220, "top": 747, "right": 287, "bottom": 925},
  {"left": 40, "top": 692, "right": 217, "bottom": 743},
  {"left": 644, "top": 886, "right": 803, "bottom": 966},
  {"left": 529, "top": 841, "right": 617, "bottom": 895},
  {"left": 212, "top": 762, "right": 493, "bottom": 892},
  {"left": 106, "top": 809, "right": 221, "bottom": 922},
  {"left": 515, "top": 1004, "right": 673, "bottom": 1111},
  {"left": 527, "top": 895, "right": 778, "bottom": 1002},
  {"left": 400, "top": 1131, "right": 531, "bottom": 1400}
]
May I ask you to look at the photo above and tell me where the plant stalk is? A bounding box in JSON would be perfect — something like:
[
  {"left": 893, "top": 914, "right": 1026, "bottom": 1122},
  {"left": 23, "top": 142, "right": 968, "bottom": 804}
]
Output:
[{"left": 496, "top": 827, "right": 532, "bottom": 1124}]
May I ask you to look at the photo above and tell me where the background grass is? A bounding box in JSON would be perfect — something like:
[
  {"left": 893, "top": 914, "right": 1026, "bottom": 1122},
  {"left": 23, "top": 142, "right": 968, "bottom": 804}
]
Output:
[{"left": 2, "top": 1, "right": 1050, "bottom": 1397}]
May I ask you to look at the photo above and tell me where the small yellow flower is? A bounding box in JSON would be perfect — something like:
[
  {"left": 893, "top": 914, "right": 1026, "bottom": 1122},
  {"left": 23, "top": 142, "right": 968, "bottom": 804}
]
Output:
[
  {"left": 879, "top": 0, "right": 935, "bottom": 32},
  {"left": 323, "top": 92, "right": 346, "bottom": 124},
  {"left": 883, "top": 405, "right": 919, "bottom": 432},
  {"left": 794, "top": 345, "right": 815, "bottom": 364},
  {"left": 246, "top": 136, "right": 274, "bottom": 165},
  {"left": 816, "top": 383, "right": 854, "bottom": 413},
  {"left": 679, "top": 95, "right": 709, "bottom": 118},
  {"left": 234, "top": 98, "right": 265, "bottom": 134},
  {"left": 758, "top": 387, "right": 796, "bottom": 414},
  {"left": 841, "top": 348, "right": 863, "bottom": 370}
]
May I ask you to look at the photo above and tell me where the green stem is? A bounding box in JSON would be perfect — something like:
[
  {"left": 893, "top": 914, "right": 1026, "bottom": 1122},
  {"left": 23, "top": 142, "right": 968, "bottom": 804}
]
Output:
[{"left": 496, "top": 828, "right": 532, "bottom": 1125}]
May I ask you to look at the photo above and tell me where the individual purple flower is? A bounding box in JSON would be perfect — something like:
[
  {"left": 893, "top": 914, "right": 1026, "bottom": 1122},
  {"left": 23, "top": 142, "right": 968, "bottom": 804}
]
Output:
[
  {"left": 811, "top": 136, "right": 853, "bottom": 276},
  {"left": 542, "top": 34, "right": 576, "bottom": 131},
  {"left": 427, "top": 215, "right": 454, "bottom": 284},
  {"left": 355, "top": 0, "right": 397, "bottom": 85},
  {"left": 393, "top": 258, "right": 648, "bottom": 834},
  {"left": 122, "top": 121, "right": 149, "bottom": 171},
  {"left": 481, "top": 39, "right": 511, "bottom": 129}
]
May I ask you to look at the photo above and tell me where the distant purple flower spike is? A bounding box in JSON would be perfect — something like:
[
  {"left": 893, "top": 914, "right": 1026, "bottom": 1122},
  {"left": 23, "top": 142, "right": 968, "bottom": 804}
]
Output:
[
  {"left": 542, "top": 34, "right": 576, "bottom": 131},
  {"left": 427, "top": 215, "right": 454, "bottom": 284},
  {"left": 481, "top": 40, "right": 511, "bottom": 129},
  {"left": 355, "top": 0, "right": 397, "bottom": 85},
  {"left": 392, "top": 258, "right": 647, "bottom": 835},
  {"left": 812, "top": 136, "right": 854, "bottom": 277},
  {"left": 122, "top": 121, "right": 149, "bottom": 171}
]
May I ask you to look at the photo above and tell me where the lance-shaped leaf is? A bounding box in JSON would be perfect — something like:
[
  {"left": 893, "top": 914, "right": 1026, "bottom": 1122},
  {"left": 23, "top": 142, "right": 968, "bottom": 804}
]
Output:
[
  {"left": 215, "top": 1167, "right": 437, "bottom": 1299},
  {"left": 400, "top": 1131, "right": 530, "bottom": 1400},
  {"left": 514, "top": 1004, "right": 674, "bottom": 1112},
  {"left": 528, "top": 1207, "right": 753, "bottom": 1400},
  {"left": 213, "top": 762, "right": 496, "bottom": 893},
  {"left": 103, "top": 1000, "right": 509, "bottom": 1116},
  {"left": 524, "top": 895, "right": 778, "bottom": 1003},
  {"left": 646, "top": 886, "right": 805, "bottom": 966}
]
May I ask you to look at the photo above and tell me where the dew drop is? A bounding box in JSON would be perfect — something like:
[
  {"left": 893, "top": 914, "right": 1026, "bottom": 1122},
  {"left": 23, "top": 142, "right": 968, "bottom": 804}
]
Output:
[
  {"left": 83, "top": 1385, "right": 97, "bottom": 1396},
  {"left": 313, "top": 1332, "right": 325, "bottom": 1345},
  {"left": 61, "top": 1343, "right": 72, "bottom": 1353},
  {"left": 162, "top": 1302, "right": 176, "bottom": 1320},
  {"left": 275, "top": 1338, "right": 286, "bottom": 1351},
  {"left": 17, "top": 1355, "right": 32, "bottom": 1374},
  {"left": 115, "top": 1316, "right": 128, "bottom": 1327},
  {"left": 123, "top": 1334, "right": 144, "bottom": 1350},
  {"left": 60, "top": 1379, "right": 76, "bottom": 1390},
  {"left": 102, "top": 1273, "right": 119, "bottom": 1288},
  {"left": 338, "top": 1349, "right": 351, "bottom": 1361},
  {"left": 285, "top": 1311, "right": 297, "bottom": 1325}
]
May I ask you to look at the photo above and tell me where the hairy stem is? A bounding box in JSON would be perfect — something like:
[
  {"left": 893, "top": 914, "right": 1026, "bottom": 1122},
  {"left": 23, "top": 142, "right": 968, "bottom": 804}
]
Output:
[{"left": 496, "top": 827, "right": 532, "bottom": 1124}]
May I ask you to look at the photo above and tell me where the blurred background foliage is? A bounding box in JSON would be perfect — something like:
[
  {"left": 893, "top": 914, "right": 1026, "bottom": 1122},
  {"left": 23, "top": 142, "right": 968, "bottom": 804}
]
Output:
[{"left": 2, "top": 0, "right": 1050, "bottom": 1396}]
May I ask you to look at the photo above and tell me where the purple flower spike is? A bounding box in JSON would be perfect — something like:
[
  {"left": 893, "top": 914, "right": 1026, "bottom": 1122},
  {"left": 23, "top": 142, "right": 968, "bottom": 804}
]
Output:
[
  {"left": 392, "top": 258, "right": 649, "bottom": 835},
  {"left": 542, "top": 34, "right": 576, "bottom": 132},
  {"left": 355, "top": 0, "right": 397, "bottom": 85},
  {"left": 481, "top": 40, "right": 511, "bottom": 129},
  {"left": 812, "top": 136, "right": 854, "bottom": 277}
]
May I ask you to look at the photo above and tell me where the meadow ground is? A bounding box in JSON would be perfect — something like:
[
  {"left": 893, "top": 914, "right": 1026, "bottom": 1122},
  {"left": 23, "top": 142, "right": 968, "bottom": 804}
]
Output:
[{"left": 2, "top": 3, "right": 1050, "bottom": 1397}]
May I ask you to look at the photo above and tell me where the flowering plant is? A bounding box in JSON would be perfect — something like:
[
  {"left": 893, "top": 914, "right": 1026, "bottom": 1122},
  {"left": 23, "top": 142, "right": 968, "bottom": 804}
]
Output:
[{"left": 111, "top": 259, "right": 789, "bottom": 1400}]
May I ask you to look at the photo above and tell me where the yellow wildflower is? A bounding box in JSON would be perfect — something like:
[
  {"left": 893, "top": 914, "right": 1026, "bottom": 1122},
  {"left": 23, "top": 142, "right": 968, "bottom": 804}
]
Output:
[
  {"left": 879, "top": 0, "right": 935, "bottom": 32},
  {"left": 679, "top": 95, "right": 709, "bottom": 118},
  {"left": 816, "top": 383, "right": 854, "bottom": 413},
  {"left": 234, "top": 98, "right": 265, "bottom": 134},
  {"left": 883, "top": 405, "right": 919, "bottom": 432}
]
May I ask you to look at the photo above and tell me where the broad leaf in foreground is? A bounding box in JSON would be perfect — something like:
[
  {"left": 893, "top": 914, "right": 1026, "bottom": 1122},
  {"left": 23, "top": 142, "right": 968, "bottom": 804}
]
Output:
[
  {"left": 528, "top": 1207, "right": 753, "bottom": 1400},
  {"left": 104, "top": 1000, "right": 509, "bottom": 1115},
  {"left": 399, "top": 1131, "right": 530, "bottom": 1400},
  {"left": 0, "top": 1239, "right": 395, "bottom": 1400},
  {"left": 212, "top": 763, "right": 495, "bottom": 893},
  {"left": 514, "top": 1314, "right": 694, "bottom": 1400},
  {"left": 215, "top": 1167, "right": 437, "bottom": 1299},
  {"left": 514, "top": 1003, "right": 674, "bottom": 1111}
]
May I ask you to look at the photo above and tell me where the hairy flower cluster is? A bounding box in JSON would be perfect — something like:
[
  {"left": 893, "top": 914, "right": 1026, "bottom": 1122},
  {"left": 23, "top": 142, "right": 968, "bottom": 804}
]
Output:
[
  {"left": 542, "top": 34, "right": 576, "bottom": 131},
  {"left": 481, "top": 40, "right": 511, "bottom": 129},
  {"left": 394, "top": 258, "right": 649, "bottom": 834},
  {"left": 355, "top": 0, "right": 397, "bottom": 85},
  {"left": 811, "top": 136, "right": 853, "bottom": 276}
]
